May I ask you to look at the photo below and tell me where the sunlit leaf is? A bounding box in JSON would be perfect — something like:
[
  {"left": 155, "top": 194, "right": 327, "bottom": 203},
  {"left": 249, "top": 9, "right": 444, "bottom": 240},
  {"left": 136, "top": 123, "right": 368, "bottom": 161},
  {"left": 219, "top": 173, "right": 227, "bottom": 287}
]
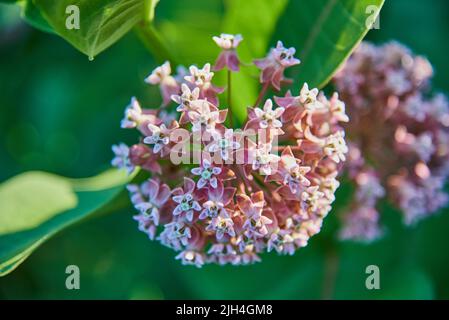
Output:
[
  {"left": 3, "top": 0, "right": 163, "bottom": 58},
  {"left": 33, "top": 0, "right": 148, "bottom": 60},
  {"left": 20, "top": 0, "right": 53, "bottom": 33},
  {"left": 0, "top": 169, "right": 134, "bottom": 276}
]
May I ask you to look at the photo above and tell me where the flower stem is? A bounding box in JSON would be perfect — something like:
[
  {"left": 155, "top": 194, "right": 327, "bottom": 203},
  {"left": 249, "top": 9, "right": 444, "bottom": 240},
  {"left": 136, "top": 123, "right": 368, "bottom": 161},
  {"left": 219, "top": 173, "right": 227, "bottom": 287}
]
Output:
[
  {"left": 253, "top": 81, "right": 270, "bottom": 108},
  {"left": 234, "top": 165, "right": 251, "bottom": 193},
  {"left": 251, "top": 173, "right": 269, "bottom": 191},
  {"left": 135, "top": 21, "right": 177, "bottom": 65},
  {"left": 227, "top": 69, "right": 234, "bottom": 128},
  {"left": 321, "top": 245, "right": 340, "bottom": 300}
]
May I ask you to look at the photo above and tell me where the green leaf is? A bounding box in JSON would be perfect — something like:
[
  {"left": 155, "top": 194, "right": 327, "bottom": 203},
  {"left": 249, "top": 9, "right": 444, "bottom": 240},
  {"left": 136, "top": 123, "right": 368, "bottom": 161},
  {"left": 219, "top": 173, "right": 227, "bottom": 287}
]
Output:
[
  {"left": 4, "top": 0, "right": 163, "bottom": 58},
  {"left": 33, "top": 0, "right": 149, "bottom": 60},
  {"left": 222, "top": 0, "right": 289, "bottom": 124},
  {"left": 143, "top": 0, "right": 159, "bottom": 22},
  {"left": 275, "top": 0, "right": 385, "bottom": 88},
  {"left": 20, "top": 0, "right": 54, "bottom": 33},
  {"left": 0, "top": 169, "right": 133, "bottom": 276}
]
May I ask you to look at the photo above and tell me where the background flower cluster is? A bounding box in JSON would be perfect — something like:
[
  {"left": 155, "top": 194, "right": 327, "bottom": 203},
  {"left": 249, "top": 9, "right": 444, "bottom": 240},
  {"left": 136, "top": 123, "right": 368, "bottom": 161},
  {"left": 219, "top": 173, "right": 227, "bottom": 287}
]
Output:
[{"left": 335, "top": 41, "right": 449, "bottom": 242}]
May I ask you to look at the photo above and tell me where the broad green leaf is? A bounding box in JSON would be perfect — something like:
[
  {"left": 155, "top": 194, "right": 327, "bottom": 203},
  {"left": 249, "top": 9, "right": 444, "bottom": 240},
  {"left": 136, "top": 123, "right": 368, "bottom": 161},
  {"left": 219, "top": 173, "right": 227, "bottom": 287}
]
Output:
[
  {"left": 3, "top": 0, "right": 162, "bottom": 58},
  {"left": 20, "top": 0, "right": 53, "bottom": 33},
  {"left": 0, "top": 169, "right": 133, "bottom": 276},
  {"left": 0, "top": 172, "right": 77, "bottom": 235},
  {"left": 275, "top": 0, "right": 385, "bottom": 88},
  {"left": 33, "top": 0, "right": 149, "bottom": 60},
  {"left": 222, "top": 0, "right": 289, "bottom": 124}
]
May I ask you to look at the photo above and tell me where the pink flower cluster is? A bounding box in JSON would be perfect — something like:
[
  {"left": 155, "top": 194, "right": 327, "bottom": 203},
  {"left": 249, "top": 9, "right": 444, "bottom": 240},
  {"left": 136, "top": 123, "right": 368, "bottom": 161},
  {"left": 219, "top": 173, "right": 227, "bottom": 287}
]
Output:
[
  {"left": 112, "top": 35, "right": 348, "bottom": 266},
  {"left": 334, "top": 42, "right": 449, "bottom": 241}
]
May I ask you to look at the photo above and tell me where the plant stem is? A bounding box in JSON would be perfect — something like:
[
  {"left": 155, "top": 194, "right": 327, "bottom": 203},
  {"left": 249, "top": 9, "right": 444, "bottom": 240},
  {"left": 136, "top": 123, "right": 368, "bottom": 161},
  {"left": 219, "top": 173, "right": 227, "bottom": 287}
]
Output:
[
  {"left": 234, "top": 165, "right": 251, "bottom": 193},
  {"left": 135, "top": 21, "right": 177, "bottom": 65},
  {"left": 227, "top": 69, "right": 234, "bottom": 128},
  {"left": 321, "top": 245, "right": 340, "bottom": 300},
  {"left": 253, "top": 81, "right": 270, "bottom": 108},
  {"left": 273, "top": 145, "right": 302, "bottom": 151},
  {"left": 143, "top": 0, "right": 158, "bottom": 22}
]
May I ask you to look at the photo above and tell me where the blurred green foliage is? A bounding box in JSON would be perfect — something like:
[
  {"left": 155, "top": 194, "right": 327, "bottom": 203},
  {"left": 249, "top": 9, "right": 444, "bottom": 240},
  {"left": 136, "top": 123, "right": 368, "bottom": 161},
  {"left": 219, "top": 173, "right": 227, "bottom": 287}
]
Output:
[{"left": 0, "top": 0, "right": 448, "bottom": 299}]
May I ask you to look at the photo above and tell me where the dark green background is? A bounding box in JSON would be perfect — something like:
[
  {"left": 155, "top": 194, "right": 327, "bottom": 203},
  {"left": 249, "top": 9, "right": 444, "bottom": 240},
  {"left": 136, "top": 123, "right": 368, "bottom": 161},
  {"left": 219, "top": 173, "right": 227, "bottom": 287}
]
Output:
[{"left": 0, "top": 0, "right": 448, "bottom": 299}]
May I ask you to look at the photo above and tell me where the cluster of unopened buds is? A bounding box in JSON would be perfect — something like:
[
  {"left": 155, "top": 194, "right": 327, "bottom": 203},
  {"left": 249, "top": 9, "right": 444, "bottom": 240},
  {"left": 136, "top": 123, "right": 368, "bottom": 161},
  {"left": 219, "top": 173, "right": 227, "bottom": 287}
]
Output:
[
  {"left": 334, "top": 41, "right": 449, "bottom": 242},
  {"left": 112, "top": 34, "right": 349, "bottom": 266}
]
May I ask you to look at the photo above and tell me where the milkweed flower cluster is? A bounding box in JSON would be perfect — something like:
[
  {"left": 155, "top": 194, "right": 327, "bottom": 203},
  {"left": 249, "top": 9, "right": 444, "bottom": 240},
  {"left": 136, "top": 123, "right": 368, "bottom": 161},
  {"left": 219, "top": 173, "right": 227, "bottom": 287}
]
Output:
[
  {"left": 112, "top": 35, "right": 348, "bottom": 267},
  {"left": 334, "top": 42, "right": 449, "bottom": 242}
]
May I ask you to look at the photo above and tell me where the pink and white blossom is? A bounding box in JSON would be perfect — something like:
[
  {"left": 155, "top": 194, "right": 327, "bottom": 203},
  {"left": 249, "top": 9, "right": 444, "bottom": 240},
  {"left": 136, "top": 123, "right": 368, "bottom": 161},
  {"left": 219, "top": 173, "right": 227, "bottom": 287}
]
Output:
[
  {"left": 143, "top": 122, "right": 178, "bottom": 156},
  {"left": 253, "top": 99, "right": 284, "bottom": 129},
  {"left": 191, "top": 159, "right": 222, "bottom": 189},
  {"left": 207, "top": 129, "right": 241, "bottom": 161},
  {"left": 111, "top": 143, "right": 134, "bottom": 174},
  {"left": 213, "top": 33, "right": 243, "bottom": 71},
  {"left": 113, "top": 37, "right": 348, "bottom": 266},
  {"left": 145, "top": 61, "right": 180, "bottom": 106},
  {"left": 172, "top": 178, "right": 202, "bottom": 222},
  {"left": 254, "top": 41, "right": 300, "bottom": 90}
]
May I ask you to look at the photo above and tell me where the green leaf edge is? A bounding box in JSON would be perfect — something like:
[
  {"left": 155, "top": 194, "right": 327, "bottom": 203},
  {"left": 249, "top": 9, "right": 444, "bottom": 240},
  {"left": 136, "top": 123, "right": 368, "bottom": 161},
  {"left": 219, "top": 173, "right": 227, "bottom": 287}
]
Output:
[
  {"left": 314, "top": 0, "right": 385, "bottom": 89},
  {"left": 0, "top": 169, "right": 136, "bottom": 277},
  {"left": 6, "top": 0, "right": 161, "bottom": 59}
]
